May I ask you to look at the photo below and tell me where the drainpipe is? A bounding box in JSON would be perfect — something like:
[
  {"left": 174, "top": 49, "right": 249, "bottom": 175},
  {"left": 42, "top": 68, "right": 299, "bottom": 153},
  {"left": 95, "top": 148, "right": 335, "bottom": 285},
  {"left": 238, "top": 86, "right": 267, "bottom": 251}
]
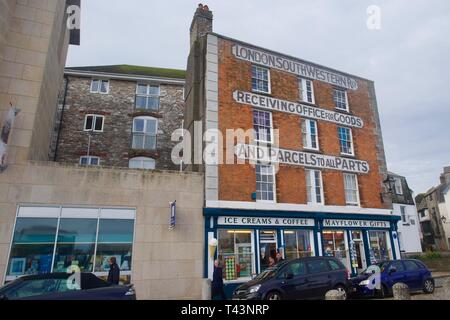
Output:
[{"left": 53, "top": 75, "right": 69, "bottom": 162}]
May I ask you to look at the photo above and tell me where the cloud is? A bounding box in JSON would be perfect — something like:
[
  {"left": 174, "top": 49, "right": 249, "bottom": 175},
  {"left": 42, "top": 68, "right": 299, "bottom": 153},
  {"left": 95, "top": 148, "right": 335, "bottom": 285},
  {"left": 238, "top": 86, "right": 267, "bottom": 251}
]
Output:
[{"left": 67, "top": 0, "right": 450, "bottom": 193}]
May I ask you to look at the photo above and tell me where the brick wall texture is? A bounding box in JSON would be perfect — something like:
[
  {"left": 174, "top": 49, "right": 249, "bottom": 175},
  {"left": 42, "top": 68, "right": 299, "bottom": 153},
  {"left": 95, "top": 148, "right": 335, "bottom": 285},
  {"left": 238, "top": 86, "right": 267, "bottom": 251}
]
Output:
[
  {"left": 53, "top": 76, "right": 184, "bottom": 171},
  {"left": 217, "top": 38, "right": 389, "bottom": 210}
]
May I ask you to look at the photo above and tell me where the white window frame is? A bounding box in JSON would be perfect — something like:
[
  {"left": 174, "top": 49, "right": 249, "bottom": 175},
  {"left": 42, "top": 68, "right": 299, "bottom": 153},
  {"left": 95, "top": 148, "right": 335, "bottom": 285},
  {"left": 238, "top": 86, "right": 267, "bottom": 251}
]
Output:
[
  {"left": 251, "top": 65, "right": 271, "bottom": 94},
  {"left": 80, "top": 156, "right": 100, "bottom": 166},
  {"left": 84, "top": 114, "right": 105, "bottom": 133},
  {"left": 253, "top": 110, "right": 274, "bottom": 144},
  {"left": 305, "top": 169, "right": 324, "bottom": 205},
  {"left": 302, "top": 119, "right": 319, "bottom": 151},
  {"left": 132, "top": 116, "right": 158, "bottom": 151},
  {"left": 338, "top": 126, "right": 355, "bottom": 156},
  {"left": 394, "top": 178, "right": 404, "bottom": 195},
  {"left": 256, "top": 164, "right": 277, "bottom": 203},
  {"left": 299, "top": 78, "right": 315, "bottom": 104},
  {"left": 333, "top": 88, "right": 349, "bottom": 112},
  {"left": 344, "top": 173, "right": 361, "bottom": 206},
  {"left": 129, "top": 157, "right": 156, "bottom": 170},
  {"left": 400, "top": 206, "right": 408, "bottom": 224},
  {"left": 90, "top": 79, "right": 109, "bottom": 94},
  {"left": 135, "top": 84, "right": 161, "bottom": 111}
]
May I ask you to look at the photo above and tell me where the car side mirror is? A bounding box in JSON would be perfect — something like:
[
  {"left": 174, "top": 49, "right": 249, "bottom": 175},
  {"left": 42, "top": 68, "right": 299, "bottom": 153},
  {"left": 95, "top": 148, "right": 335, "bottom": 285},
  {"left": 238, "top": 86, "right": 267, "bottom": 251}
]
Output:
[
  {"left": 285, "top": 272, "right": 294, "bottom": 280},
  {"left": 389, "top": 267, "right": 397, "bottom": 275}
]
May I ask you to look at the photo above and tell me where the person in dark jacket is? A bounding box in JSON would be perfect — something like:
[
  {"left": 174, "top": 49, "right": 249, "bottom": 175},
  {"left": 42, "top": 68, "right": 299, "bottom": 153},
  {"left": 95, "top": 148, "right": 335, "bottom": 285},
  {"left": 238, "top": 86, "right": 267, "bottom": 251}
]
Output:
[
  {"left": 107, "top": 257, "right": 121, "bottom": 285},
  {"left": 211, "top": 260, "right": 227, "bottom": 300}
]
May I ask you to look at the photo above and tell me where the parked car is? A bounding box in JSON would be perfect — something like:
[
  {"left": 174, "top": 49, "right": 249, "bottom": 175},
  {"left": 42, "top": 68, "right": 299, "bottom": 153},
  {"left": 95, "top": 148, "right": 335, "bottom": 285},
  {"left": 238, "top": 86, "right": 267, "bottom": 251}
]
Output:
[
  {"left": 350, "top": 259, "right": 435, "bottom": 298},
  {"left": 232, "top": 257, "right": 351, "bottom": 300},
  {"left": 0, "top": 273, "right": 136, "bottom": 300}
]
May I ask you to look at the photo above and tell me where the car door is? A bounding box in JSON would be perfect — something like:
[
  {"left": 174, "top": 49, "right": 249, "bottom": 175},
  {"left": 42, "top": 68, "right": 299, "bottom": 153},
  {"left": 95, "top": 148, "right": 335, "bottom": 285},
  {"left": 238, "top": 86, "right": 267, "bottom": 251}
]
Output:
[
  {"left": 305, "top": 259, "right": 332, "bottom": 299},
  {"left": 278, "top": 261, "right": 309, "bottom": 300},
  {"left": 387, "top": 261, "right": 407, "bottom": 287},
  {"left": 402, "top": 260, "right": 423, "bottom": 290}
]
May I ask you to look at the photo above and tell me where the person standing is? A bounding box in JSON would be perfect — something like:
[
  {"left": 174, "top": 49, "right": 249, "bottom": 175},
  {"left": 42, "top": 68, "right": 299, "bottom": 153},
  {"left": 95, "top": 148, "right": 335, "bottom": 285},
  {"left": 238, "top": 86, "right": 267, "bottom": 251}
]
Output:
[
  {"left": 211, "top": 260, "right": 227, "bottom": 300},
  {"left": 107, "top": 257, "right": 120, "bottom": 285}
]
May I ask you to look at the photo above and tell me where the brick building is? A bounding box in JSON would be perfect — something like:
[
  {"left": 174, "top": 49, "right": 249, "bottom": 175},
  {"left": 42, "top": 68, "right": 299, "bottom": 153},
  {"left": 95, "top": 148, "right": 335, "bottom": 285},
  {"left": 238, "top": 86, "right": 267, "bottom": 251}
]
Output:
[
  {"left": 52, "top": 65, "right": 186, "bottom": 171},
  {"left": 185, "top": 5, "right": 401, "bottom": 295}
]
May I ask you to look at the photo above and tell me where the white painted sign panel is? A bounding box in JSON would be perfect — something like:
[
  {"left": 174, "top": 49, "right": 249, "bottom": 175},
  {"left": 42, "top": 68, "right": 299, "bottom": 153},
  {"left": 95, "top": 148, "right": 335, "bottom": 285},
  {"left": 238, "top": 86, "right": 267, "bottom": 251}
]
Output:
[
  {"left": 218, "top": 216, "right": 315, "bottom": 227},
  {"left": 233, "top": 91, "right": 364, "bottom": 129},
  {"left": 323, "top": 219, "right": 390, "bottom": 229},
  {"left": 232, "top": 44, "right": 359, "bottom": 90},
  {"left": 235, "top": 144, "right": 370, "bottom": 174}
]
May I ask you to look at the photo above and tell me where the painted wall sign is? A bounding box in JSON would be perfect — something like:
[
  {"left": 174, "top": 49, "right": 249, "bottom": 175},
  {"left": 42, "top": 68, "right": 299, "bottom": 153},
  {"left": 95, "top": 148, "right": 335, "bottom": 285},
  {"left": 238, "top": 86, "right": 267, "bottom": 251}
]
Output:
[
  {"left": 232, "top": 44, "right": 359, "bottom": 90},
  {"left": 234, "top": 91, "right": 364, "bottom": 129},
  {"left": 235, "top": 144, "right": 370, "bottom": 174},
  {"left": 323, "top": 219, "right": 390, "bottom": 229},
  {"left": 218, "top": 216, "right": 315, "bottom": 227}
]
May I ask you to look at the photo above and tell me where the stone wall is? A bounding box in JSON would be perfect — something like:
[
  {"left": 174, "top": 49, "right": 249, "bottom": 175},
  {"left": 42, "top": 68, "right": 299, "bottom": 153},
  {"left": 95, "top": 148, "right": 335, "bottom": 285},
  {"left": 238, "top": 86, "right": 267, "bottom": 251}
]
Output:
[
  {"left": 0, "top": 0, "right": 16, "bottom": 60},
  {"left": 53, "top": 75, "right": 185, "bottom": 171},
  {"left": 0, "top": 161, "right": 205, "bottom": 299}
]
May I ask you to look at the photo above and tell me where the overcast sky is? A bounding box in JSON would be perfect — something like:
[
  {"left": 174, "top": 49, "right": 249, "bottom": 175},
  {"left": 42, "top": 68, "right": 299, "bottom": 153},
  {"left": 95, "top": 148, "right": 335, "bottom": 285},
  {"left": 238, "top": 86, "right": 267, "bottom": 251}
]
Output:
[{"left": 67, "top": 0, "right": 450, "bottom": 195}]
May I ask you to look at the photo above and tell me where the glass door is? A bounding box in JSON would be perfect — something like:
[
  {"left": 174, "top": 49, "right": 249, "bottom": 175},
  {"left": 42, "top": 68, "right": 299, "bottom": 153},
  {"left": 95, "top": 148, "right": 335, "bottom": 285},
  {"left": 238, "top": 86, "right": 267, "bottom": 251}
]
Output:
[
  {"left": 350, "top": 231, "right": 367, "bottom": 274},
  {"left": 259, "top": 230, "right": 278, "bottom": 272}
]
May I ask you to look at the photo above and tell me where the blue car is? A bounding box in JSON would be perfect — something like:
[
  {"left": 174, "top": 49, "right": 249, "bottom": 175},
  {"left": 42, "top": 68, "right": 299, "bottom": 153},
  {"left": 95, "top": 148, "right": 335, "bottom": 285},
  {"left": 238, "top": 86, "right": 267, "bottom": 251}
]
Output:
[
  {"left": 350, "top": 259, "right": 435, "bottom": 298},
  {"left": 0, "top": 273, "right": 136, "bottom": 300}
]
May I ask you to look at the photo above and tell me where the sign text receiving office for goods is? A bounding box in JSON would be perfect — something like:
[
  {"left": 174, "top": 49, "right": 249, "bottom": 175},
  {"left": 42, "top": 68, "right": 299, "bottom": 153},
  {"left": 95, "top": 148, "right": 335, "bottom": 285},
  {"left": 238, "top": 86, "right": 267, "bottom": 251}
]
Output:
[
  {"left": 323, "top": 219, "right": 390, "bottom": 229},
  {"left": 218, "top": 216, "right": 315, "bottom": 227},
  {"left": 232, "top": 44, "right": 359, "bottom": 90},
  {"left": 235, "top": 144, "right": 370, "bottom": 174},
  {"left": 234, "top": 91, "right": 364, "bottom": 129}
]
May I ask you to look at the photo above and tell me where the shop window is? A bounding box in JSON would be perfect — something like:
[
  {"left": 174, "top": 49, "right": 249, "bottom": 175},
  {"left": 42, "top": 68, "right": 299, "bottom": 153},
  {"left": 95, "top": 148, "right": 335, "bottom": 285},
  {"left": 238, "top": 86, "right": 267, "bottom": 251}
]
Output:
[
  {"left": 338, "top": 127, "right": 354, "bottom": 156},
  {"left": 135, "top": 84, "right": 160, "bottom": 111},
  {"left": 394, "top": 178, "right": 403, "bottom": 195},
  {"left": 368, "top": 231, "right": 391, "bottom": 264},
  {"left": 333, "top": 88, "right": 349, "bottom": 111},
  {"left": 53, "top": 219, "right": 97, "bottom": 273},
  {"left": 253, "top": 110, "right": 273, "bottom": 144},
  {"left": 301, "top": 119, "right": 319, "bottom": 150},
  {"left": 6, "top": 207, "right": 135, "bottom": 282},
  {"left": 80, "top": 156, "right": 100, "bottom": 166},
  {"left": 217, "top": 230, "right": 254, "bottom": 281},
  {"left": 7, "top": 218, "right": 58, "bottom": 277},
  {"left": 344, "top": 173, "right": 360, "bottom": 206},
  {"left": 251, "top": 65, "right": 270, "bottom": 94},
  {"left": 306, "top": 169, "right": 324, "bottom": 205},
  {"left": 90, "top": 79, "right": 109, "bottom": 94},
  {"left": 84, "top": 115, "right": 104, "bottom": 132},
  {"left": 284, "top": 230, "right": 313, "bottom": 260},
  {"left": 322, "top": 231, "right": 348, "bottom": 269},
  {"left": 132, "top": 117, "right": 158, "bottom": 150},
  {"left": 299, "top": 78, "right": 315, "bottom": 104},
  {"left": 256, "top": 164, "right": 276, "bottom": 202},
  {"left": 129, "top": 157, "right": 156, "bottom": 170}
]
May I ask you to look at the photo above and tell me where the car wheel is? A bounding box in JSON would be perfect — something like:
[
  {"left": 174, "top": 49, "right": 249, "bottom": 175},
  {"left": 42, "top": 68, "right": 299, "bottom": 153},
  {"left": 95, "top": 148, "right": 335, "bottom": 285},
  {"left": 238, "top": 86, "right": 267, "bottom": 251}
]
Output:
[
  {"left": 423, "top": 279, "right": 435, "bottom": 294},
  {"left": 265, "top": 291, "right": 282, "bottom": 301},
  {"left": 334, "top": 285, "right": 348, "bottom": 300}
]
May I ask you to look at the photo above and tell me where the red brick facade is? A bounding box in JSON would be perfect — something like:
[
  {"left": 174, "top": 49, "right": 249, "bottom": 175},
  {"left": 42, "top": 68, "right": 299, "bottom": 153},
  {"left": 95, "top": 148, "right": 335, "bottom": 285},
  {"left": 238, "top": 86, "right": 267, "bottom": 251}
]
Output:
[{"left": 217, "top": 39, "right": 388, "bottom": 210}]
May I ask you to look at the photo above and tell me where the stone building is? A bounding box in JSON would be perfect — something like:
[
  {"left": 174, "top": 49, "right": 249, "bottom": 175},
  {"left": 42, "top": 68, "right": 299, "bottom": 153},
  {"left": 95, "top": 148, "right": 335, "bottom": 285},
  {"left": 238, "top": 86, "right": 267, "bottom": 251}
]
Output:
[
  {"left": 386, "top": 172, "right": 422, "bottom": 254},
  {"left": 416, "top": 167, "right": 450, "bottom": 251},
  {"left": 185, "top": 5, "right": 400, "bottom": 297},
  {"left": 51, "top": 65, "right": 186, "bottom": 171}
]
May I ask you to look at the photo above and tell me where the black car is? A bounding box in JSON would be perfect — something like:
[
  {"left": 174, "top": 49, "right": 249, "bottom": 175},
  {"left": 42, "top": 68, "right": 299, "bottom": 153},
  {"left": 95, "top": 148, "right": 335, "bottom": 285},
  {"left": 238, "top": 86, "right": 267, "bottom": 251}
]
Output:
[
  {"left": 233, "top": 257, "right": 351, "bottom": 300},
  {"left": 0, "top": 273, "right": 136, "bottom": 300}
]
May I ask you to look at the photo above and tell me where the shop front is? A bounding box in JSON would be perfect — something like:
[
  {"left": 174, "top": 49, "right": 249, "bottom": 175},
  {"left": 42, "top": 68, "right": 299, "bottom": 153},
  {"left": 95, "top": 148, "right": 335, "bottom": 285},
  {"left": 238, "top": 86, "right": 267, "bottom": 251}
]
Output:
[{"left": 204, "top": 208, "right": 401, "bottom": 297}]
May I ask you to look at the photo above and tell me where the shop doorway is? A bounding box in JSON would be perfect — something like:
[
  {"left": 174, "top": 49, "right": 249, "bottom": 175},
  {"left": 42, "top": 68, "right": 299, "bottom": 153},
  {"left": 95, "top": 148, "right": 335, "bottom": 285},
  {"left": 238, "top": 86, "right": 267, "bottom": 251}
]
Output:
[
  {"left": 259, "top": 230, "right": 278, "bottom": 272},
  {"left": 350, "top": 231, "right": 367, "bottom": 274}
]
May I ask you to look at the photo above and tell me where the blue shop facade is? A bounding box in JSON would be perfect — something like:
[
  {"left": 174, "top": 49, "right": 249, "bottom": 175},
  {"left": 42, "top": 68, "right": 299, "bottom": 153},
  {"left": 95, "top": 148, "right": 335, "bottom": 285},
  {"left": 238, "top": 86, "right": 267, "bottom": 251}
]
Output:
[{"left": 204, "top": 208, "right": 401, "bottom": 295}]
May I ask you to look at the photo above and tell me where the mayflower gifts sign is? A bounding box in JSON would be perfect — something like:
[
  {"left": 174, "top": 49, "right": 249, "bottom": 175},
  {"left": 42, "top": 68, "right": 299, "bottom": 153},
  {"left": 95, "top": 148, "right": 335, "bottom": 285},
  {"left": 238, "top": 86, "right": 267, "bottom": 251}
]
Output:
[
  {"left": 235, "top": 144, "right": 370, "bottom": 174},
  {"left": 323, "top": 219, "right": 390, "bottom": 229}
]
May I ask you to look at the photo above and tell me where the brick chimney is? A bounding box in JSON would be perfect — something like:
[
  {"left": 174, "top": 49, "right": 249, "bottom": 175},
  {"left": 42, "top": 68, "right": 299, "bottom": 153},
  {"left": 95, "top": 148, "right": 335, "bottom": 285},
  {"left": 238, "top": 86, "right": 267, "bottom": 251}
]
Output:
[{"left": 190, "top": 4, "right": 213, "bottom": 47}]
